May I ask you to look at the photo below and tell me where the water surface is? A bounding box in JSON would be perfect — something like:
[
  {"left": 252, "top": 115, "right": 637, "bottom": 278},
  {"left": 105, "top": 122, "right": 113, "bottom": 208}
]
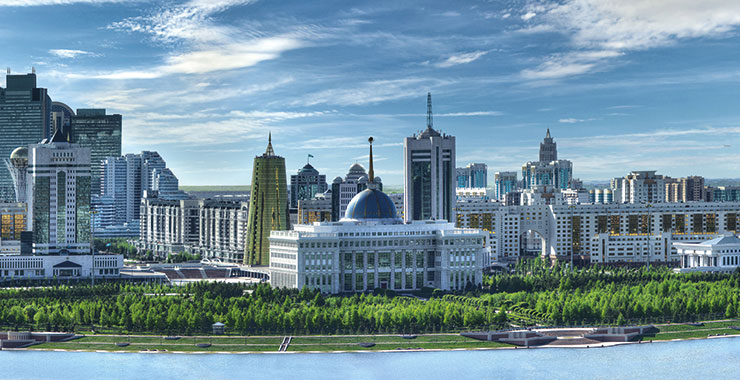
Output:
[{"left": 3, "top": 337, "right": 737, "bottom": 380}]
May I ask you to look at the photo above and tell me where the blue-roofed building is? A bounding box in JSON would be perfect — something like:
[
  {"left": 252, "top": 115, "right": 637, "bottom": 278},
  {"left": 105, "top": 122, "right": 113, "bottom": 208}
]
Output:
[{"left": 269, "top": 137, "right": 485, "bottom": 293}]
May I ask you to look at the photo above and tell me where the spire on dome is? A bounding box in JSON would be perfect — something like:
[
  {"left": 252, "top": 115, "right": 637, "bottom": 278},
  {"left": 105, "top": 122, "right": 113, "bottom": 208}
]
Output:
[
  {"left": 368, "top": 136, "right": 375, "bottom": 185},
  {"left": 265, "top": 132, "right": 275, "bottom": 156}
]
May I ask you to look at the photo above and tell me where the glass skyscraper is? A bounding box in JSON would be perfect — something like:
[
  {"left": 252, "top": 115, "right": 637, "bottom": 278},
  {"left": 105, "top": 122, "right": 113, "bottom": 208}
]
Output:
[
  {"left": 0, "top": 73, "right": 52, "bottom": 201},
  {"left": 244, "top": 135, "right": 290, "bottom": 266},
  {"left": 70, "top": 108, "right": 122, "bottom": 195},
  {"left": 403, "top": 93, "right": 456, "bottom": 222}
]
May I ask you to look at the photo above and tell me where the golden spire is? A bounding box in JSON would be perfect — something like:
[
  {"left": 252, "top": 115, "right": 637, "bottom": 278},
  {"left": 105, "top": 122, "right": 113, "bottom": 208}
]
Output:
[
  {"left": 368, "top": 136, "right": 374, "bottom": 184},
  {"left": 265, "top": 131, "right": 275, "bottom": 156}
]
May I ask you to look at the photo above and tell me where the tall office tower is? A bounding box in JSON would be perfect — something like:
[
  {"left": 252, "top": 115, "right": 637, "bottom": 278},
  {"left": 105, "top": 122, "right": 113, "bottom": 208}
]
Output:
[
  {"left": 244, "top": 134, "right": 290, "bottom": 266},
  {"left": 4, "top": 147, "right": 29, "bottom": 203},
  {"left": 403, "top": 93, "right": 456, "bottom": 222},
  {"left": 0, "top": 72, "right": 53, "bottom": 201},
  {"left": 290, "top": 160, "right": 327, "bottom": 209},
  {"left": 539, "top": 128, "right": 557, "bottom": 162},
  {"left": 330, "top": 163, "right": 383, "bottom": 221},
  {"left": 70, "top": 109, "right": 122, "bottom": 195},
  {"left": 456, "top": 163, "right": 487, "bottom": 189},
  {"left": 494, "top": 171, "right": 518, "bottom": 200},
  {"left": 27, "top": 130, "right": 91, "bottom": 255},
  {"left": 521, "top": 129, "right": 573, "bottom": 190}
]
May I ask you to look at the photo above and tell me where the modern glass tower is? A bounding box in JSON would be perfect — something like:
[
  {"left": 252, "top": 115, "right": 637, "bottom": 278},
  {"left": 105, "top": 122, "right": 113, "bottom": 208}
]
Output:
[
  {"left": 244, "top": 134, "right": 290, "bottom": 266},
  {"left": 0, "top": 72, "right": 53, "bottom": 201},
  {"left": 403, "top": 93, "right": 456, "bottom": 222},
  {"left": 70, "top": 109, "right": 122, "bottom": 195}
]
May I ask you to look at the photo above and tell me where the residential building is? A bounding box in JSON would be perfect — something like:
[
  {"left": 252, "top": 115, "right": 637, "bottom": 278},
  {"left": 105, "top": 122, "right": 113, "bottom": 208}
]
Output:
[
  {"left": 0, "top": 72, "right": 52, "bottom": 201},
  {"left": 456, "top": 163, "right": 487, "bottom": 189},
  {"left": 616, "top": 171, "right": 667, "bottom": 204},
  {"left": 494, "top": 171, "right": 518, "bottom": 201},
  {"left": 244, "top": 134, "right": 290, "bottom": 266},
  {"left": 69, "top": 108, "right": 122, "bottom": 194},
  {"left": 290, "top": 162, "right": 327, "bottom": 209},
  {"left": 404, "top": 93, "right": 455, "bottom": 222},
  {"left": 298, "top": 192, "right": 332, "bottom": 225}
]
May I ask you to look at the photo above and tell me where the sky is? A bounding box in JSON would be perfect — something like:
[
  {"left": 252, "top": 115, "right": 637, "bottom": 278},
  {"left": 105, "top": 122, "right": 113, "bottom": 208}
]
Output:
[{"left": 2, "top": 0, "right": 740, "bottom": 186}]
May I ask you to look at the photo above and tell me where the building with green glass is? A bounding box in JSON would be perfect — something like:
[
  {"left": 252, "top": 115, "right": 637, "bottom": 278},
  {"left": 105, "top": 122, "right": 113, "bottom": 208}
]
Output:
[
  {"left": 27, "top": 130, "right": 91, "bottom": 255},
  {"left": 244, "top": 134, "right": 290, "bottom": 266},
  {"left": 70, "top": 108, "right": 122, "bottom": 195}
]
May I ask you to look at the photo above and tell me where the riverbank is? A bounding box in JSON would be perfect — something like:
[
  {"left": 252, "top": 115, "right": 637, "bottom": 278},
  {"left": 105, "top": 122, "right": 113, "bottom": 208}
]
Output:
[{"left": 8, "top": 319, "right": 740, "bottom": 354}]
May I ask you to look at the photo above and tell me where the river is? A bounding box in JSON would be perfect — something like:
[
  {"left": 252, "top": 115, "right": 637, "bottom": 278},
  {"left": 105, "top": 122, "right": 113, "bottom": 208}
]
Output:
[{"left": 2, "top": 337, "right": 738, "bottom": 379}]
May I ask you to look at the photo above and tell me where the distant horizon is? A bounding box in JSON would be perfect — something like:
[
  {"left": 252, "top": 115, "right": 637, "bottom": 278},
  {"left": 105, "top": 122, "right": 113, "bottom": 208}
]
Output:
[{"left": 3, "top": 0, "right": 740, "bottom": 185}]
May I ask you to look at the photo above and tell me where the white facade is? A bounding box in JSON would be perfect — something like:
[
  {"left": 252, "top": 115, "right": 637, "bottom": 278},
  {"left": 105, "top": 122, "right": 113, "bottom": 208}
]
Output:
[
  {"left": 0, "top": 253, "right": 122, "bottom": 280},
  {"left": 269, "top": 220, "right": 485, "bottom": 293},
  {"left": 617, "top": 171, "right": 667, "bottom": 204},
  {"left": 674, "top": 235, "right": 740, "bottom": 273},
  {"left": 27, "top": 138, "right": 91, "bottom": 255},
  {"left": 453, "top": 200, "right": 740, "bottom": 264}
]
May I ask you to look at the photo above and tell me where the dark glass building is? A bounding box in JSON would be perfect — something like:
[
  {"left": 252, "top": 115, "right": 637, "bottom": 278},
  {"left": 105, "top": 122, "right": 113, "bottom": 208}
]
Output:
[
  {"left": 0, "top": 72, "right": 52, "bottom": 201},
  {"left": 70, "top": 109, "right": 122, "bottom": 195}
]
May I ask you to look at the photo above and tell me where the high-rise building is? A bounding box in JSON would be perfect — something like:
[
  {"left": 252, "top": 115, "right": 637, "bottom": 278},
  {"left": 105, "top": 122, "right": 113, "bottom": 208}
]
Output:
[
  {"left": 404, "top": 93, "right": 455, "bottom": 222},
  {"left": 290, "top": 161, "right": 327, "bottom": 209},
  {"left": 330, "top": 163, "right": 383, "bottom": 221},
  {"left": 98, "top": 151, "right": 187, "bottom": 229},
  {"left": 0, "top": 72, "right": 53, "bottom": 201},
  {"left": 70, "top": 108, "right": 122, "bottom": 194},
  {"left": 616, "top": 171, "right": 667, "bottom": 204},
  {"left": 521, "top": 130, "right": 572, "bottom": 190},
  {"left": 539, "top": 128, "right": 557, "bottom": 162},
  {"left": 493, "top": 171, "right": 518, "bottom": 201},
  {"left": 456, "top": 163, "right": 487, "bottom": 189},
  {"left": 244, "top": 134, "right": 290, "bottom": 266},
  {"left": 26, "top": 130, "right": 91, "bottom": 255}
]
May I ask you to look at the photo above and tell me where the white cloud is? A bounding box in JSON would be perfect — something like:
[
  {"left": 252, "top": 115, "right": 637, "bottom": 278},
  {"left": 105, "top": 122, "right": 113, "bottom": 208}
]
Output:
[
  {"left": 558, "top": 118, "right": 581, "bottom": 123},
  {"left": 520, "top": 0, "right": 740, "bottom": 79},
  {"left": 296, "top": 78, "right": 451, "bottom": 107},
  {"left": 100, "top": 0, "right": 305, "bottom": 78},
  {"left": 434, "top": 51, "right": 488, "bottom": 68},
  {"left": 0, "top": 0, "right": 125, "bottom": 5},
  {"left": 49, "top": 49, "right": 95, "bottom": 59},
  {"left": 521, "top": 11, "right": 536, "bottom": 21}
]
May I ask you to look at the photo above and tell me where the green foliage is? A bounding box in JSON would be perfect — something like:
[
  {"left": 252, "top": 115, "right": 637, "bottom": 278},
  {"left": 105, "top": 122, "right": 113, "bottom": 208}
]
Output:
[
  {"left": 0, "top": 282, "right": 502, "bottom": 335},
  {"left": 482, "top": 259, "right": 740, "bottom": 325}
]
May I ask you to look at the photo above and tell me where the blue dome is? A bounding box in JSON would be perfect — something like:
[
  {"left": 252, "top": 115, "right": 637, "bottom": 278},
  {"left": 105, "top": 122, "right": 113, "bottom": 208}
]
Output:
[{"left": 343, "top": 188, "right": 399, "bottom": 221}]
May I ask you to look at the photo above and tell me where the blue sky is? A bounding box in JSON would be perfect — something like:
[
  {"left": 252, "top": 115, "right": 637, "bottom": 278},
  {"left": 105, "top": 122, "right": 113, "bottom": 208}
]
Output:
[{"left": 2, "top": 0, "right": 740, "bottom": 186}]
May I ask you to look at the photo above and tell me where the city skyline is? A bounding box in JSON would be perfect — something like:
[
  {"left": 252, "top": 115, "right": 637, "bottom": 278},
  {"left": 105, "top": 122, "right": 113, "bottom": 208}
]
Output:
[{"left": 3, "top": 1, "right": 740, "bottom": 185}]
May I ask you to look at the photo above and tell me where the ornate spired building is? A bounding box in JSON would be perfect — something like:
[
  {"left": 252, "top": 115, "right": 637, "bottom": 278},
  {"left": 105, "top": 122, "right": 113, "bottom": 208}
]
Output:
[
  {"left": 521, "top": 129, "right": 573, "bottom": 190},
  {"left": 270, "top": 137, "right": 484, "bottom": 293},
  {"left": 244, "top": 134, "right": 290, "bottom": 266}
]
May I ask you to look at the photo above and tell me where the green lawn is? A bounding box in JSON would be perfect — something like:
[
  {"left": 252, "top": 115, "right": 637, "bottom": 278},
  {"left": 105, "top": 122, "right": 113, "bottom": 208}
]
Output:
[{"left": 29, "top": 334, "right": 508, "bottom": 353}]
